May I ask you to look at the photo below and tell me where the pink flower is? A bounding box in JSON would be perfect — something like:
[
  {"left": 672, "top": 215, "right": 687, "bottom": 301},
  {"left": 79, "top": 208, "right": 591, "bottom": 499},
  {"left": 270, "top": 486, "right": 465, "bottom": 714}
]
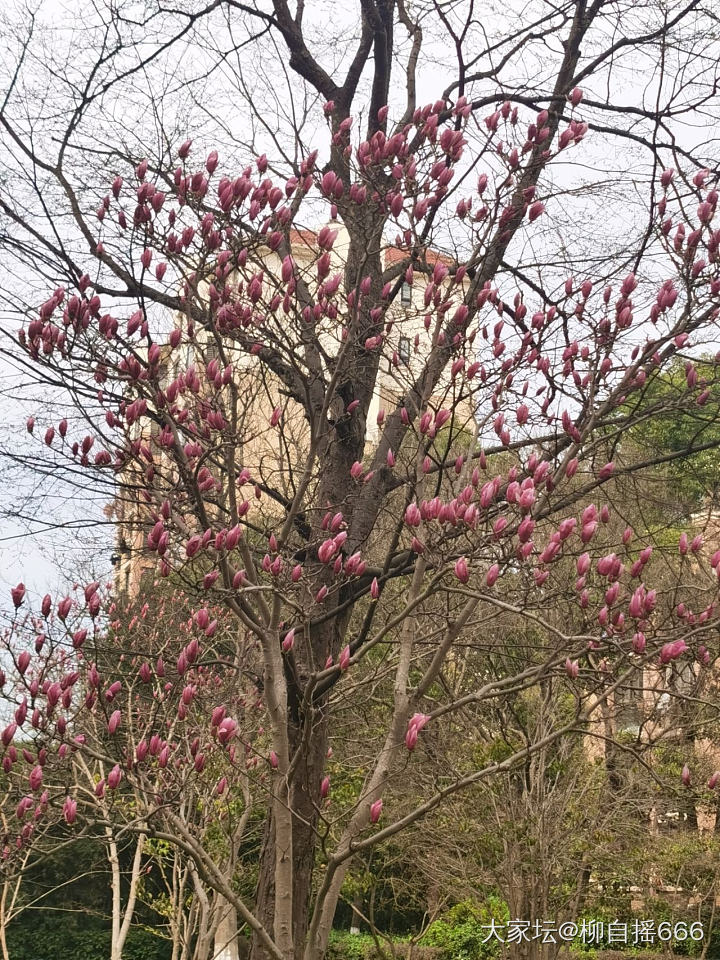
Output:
[
  {"left": 107, "top": 765, "right": 122, "bottom": 790},
  {"left": 217, "top": 717, "right": 237, "bottom": 744},
  {"left": 454, "top": 557, "right": 469, "bottom": 584},
  {"left": 11, "top": 583, "right": 25, "bottom": 608},
  {"left": 370, "top": 799, "right": 383, "bottom": 823},
  {"left": 63, "top": 797, "right": 77, "bottom": 824},
  {"left": 565, "top": 659, "right": 579, "bottom": 679}
]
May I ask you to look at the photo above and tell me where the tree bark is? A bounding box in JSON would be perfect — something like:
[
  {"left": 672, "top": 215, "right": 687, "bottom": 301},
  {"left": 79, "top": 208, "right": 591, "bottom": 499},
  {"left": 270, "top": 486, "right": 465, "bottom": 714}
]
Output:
[{"left": 214, "top": 897, "right": 241, "bottom": 960}]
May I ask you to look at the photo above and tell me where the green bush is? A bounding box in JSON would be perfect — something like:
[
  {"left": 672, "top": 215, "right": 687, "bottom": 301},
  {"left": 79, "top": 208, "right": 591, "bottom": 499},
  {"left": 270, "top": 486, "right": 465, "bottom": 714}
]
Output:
[
  {"left": 6, "top": 916, "right": 170, "bottom": 960},
  {"left": 327, "top": 931, "right": 379, "bottom": 959},
  {"left": 421, "top": 897, "right": 509, "bottom": 960}
]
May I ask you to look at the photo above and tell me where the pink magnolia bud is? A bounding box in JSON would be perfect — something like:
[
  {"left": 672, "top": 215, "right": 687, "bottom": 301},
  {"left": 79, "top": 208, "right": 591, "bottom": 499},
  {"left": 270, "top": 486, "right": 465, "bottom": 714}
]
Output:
[
  {"left": 576, "top": 553, "right": 591, "bottom": 577},
  {"left": 370, "top": 798, "right": 383, "bottom": 823},
  {"left": 681, "top": 764, "right": 691, "bottom": 787},
  {"left": 2, "top": 723, "right": 17, "bottom": 747},
  {"left": 320, "top": 776, "right": 330, "bottom": 799},
  {"left": 404, "top": 504, "right": 421, "bottom": 527},
  {"left": 660, "top": 639, "right": 687, "bottom": 663},
  {"left": 63, "top": 797, "right": 77, "bottom": 825},
  {"left": 679, "top": 532, "right": 688, "bottom": 555},
  {"left": 339, "top": 645, "right": 350, "bottom": 670},
  {"left": 409, "top": 713, "right": 430, "bottom": 732},
  {"left": 206, "top": 150, "right": 219, "bottom": 174},
  {"left": 628, "top": 588, "right": 645, "bottom": 619},
  {"left": 269, "top": 750, "right": 279, "bottom": 769},
  {"left": 10, "top": 583, "right": 25, "bottom": 609},
  {"left": 454, "top": 557, "right": 469, "bottom": 584},
  {"left": 185, "top": 535, "right": 202, "bottom": 558},
  {"left": 486, "top": 564, "right": 500, "bottom": 588},
  {"left": 29, "top": 766, "right": 43, "bottom": 791},
  {"left": 370, "top": 577, "right": 380, "bottom": 600},
  {"left": 708, "top": 771, "right": 720, "bottom": 790},
  {"left": 217, "top": 717, "right": 237, "bottom": 744},
  {"left": 282, "top": 629, "right": 295, "bottom": 653},
  {"left": 569, "top": 87, "right": 583, "bottom": 106},
  {"left": 528, "top": 201, "right": 545, "bottom": 222},
  {"left": 107, "top": 765, "right": 122, "bottom": 790},
  {"left": 632, "top": 632, "right": 646, "bottom": 654},
  {"left": 350, "top": 461, "right": 364, "bottom": 480},
  {"left": 270, "top": 406, "right": 282, "bottom": 427},
  {"left": 565, "top": 659, "right": 579, "bottom": 679},
  {"left": 108, "top": 710, "right": 121, "bottom": 734}
]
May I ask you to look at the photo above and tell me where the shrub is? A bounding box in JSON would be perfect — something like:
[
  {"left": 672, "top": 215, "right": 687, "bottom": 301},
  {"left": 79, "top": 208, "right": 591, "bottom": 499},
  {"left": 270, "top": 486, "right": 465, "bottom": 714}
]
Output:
[
  {"left": 6, "top": 916, "right": 170, "bottom": 960},
  {"left": 421, "top": 897, "right": 509, "bottom": 960}
]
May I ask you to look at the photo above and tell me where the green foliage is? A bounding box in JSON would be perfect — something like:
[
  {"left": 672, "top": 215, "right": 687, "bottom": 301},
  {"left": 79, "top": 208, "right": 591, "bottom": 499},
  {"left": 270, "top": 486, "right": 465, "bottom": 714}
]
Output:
[
  {"left": 326, "top": 930, "right": 386, "bottom": 960},
  {"left": 622, "top": 358, "right": 720, "bottom": 515},
  {"left": 326, "top": 930, "right": 440, "bottom": 960},
  {"left": 5, "top": 915, "right": 170, "bottom": 960},
  {"left": 421, "top": 897, "right": 509, "bottom": 960}
]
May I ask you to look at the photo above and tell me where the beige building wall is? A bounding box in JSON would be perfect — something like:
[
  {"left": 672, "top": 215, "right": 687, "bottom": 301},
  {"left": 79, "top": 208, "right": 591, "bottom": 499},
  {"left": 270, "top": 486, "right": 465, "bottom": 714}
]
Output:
[{"left": 111, "top": 231, "right": 472, "bottom": 596}]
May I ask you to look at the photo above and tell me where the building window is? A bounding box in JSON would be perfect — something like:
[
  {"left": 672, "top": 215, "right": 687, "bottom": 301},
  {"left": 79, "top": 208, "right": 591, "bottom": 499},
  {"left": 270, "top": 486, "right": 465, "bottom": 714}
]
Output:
[
  {"left": 398, "top": 336, "right": 411, "bottom": 365},
  {"left": 401, "top": 281, "right": 412, "bottom": 305}
]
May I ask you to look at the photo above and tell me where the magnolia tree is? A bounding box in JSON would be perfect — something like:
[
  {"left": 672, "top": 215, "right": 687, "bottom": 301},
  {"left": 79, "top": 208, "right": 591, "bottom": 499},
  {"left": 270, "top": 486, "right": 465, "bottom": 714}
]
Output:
[{"left": 2, "top": 1, "right": 720, "bottom": 959}]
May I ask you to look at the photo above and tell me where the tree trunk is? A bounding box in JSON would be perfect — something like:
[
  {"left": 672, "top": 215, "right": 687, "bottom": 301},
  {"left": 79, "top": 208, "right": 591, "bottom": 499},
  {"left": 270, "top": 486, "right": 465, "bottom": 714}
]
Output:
[
  {"left": 250, "top": 706, "right": 329, "bottom": 960},
  {"left": 214, "top": 898, "right": 241, "bottom": 960},
  {"left": 250, "top": 212, "right": 385, "bottom": 960}
]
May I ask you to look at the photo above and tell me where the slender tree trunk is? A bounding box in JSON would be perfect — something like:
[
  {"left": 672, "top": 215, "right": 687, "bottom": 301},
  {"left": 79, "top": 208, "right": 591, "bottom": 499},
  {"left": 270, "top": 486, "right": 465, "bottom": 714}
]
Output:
[
  {"left": 250, "top": 708, "right": 329, "bottom": 960},
  {"left": 213, "top": 898, "right": 241, "bottom": 960},
  {"left": 108, "top": 831, "right": 146, "bottom": 960},
  {"left": 0, "top": 905, "right": 8, "bottom": 960}
]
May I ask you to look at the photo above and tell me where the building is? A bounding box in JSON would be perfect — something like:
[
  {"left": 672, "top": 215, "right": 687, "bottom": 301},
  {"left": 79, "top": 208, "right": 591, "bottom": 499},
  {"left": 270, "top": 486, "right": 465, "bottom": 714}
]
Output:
[{"left": 109, "top": 225, "right": 474, "bottom": 596}]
